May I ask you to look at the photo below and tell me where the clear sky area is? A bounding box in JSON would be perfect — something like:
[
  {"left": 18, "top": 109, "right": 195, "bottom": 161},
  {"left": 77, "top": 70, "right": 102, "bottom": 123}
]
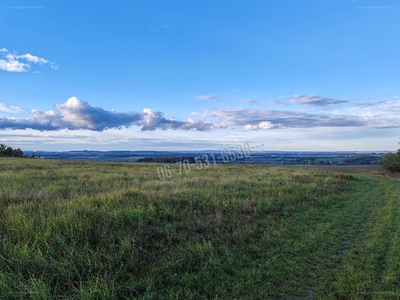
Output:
[{"left": 1, "top": 0, "right": 399, "bottom": 151}]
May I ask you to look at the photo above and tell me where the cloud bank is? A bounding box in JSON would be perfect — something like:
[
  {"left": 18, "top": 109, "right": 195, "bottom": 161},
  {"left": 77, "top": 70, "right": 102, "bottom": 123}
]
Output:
[
  {"left": 0, "top": 97, "right": 215, "bottom": 131},
  {"left": 1, "top": 96, "right": 399, "bottom": 133},
  {"left": 197, "top": 95, "right": 400, "bottom": 129},
  {"left": 198, "top": 108, "right": 366, "bottom": 128}
]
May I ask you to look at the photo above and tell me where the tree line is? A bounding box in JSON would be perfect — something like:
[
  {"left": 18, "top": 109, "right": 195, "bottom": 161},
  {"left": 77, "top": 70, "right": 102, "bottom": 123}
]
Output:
[{"left": 0, "top": 144, "right": 24, "bottom": 157}]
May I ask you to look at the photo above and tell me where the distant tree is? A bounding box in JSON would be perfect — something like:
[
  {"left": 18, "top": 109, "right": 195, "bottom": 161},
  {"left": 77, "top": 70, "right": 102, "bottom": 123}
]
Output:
[
  {"left": 0, "top": 143, "right": 24, "bottom": 157},
  {"left": 0, "top": 144, "right": 6, "bottom": 155},
  {"left": 4, "top": 146, "right": 13, "bottom": 156},
  {"left": 13, "top": 148, "right": 24, "bottom": 157},
  {"left": 382, "top": 149, "right": 400, "bottom": 172}
]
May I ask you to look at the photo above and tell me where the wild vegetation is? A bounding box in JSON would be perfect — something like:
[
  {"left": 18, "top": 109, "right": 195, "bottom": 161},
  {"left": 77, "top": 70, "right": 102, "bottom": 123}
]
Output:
[
  {"left": 0, "top": 158, "right": 399, "bottom": 299},
  {"left": 382, "top": 149, "right": 400, "bottom": 172}
]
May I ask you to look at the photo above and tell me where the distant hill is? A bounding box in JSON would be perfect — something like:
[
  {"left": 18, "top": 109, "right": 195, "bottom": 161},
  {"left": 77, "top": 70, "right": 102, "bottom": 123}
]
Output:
[{"left": 22, "top": 150, "right": 385, "bottom": 165}]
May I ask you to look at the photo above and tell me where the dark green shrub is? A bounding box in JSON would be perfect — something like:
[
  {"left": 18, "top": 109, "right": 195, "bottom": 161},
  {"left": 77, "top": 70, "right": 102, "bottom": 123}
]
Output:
[{"left": 382, "top": 150, "right": 400, "bottom": 172}]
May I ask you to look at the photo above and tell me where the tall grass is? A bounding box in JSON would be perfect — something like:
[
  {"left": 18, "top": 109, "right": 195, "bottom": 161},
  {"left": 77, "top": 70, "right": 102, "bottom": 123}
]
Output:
[{"left": 0, "top": 158, "right": 394, "bottom": 298}]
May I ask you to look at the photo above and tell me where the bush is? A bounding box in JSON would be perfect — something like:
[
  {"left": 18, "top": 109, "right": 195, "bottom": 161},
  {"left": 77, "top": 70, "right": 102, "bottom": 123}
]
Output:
[{"left": 382, "top": 150, "right": 400, "bottom": 172}]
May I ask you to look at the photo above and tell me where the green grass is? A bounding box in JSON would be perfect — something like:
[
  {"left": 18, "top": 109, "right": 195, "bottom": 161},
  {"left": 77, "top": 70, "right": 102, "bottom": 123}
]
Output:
[{"left": 0, "top": 158, "right": 399, "bottom": 299}]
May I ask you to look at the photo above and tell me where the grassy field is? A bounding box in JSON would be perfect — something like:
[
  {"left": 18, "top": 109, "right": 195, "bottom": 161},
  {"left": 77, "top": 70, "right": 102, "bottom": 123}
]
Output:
[{"left": 0, "top": 158, "right": 399, "bottom": 299}]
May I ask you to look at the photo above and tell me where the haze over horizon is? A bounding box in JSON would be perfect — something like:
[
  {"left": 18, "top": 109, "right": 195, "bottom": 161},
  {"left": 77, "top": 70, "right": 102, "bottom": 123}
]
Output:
[{"left": 1, "top": 1, "right": 399, "bottom": 151}]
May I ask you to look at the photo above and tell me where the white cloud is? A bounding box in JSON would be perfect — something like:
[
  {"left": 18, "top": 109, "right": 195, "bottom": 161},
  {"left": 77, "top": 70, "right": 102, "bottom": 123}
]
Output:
[
  {"left": 238, "top": 99, "right": 258, "bottom": 105},
  {"left": 195, "top": 94, "right": 221, "bottom": 101},
  {"left": 244, "top": 121, "right": 278, "bottom": 130},
  {"left": 0, "top": 103, "right": 23, "bottom": 113},
  {"left": 343, "top": 98, "right": 400, "bottom": 128},
  {"left": 0, "top": 59, "right": 30, "bottom": 72},
  {"left": 16, "top": 53, "right": 48, "bottom": 64},
  {"left": 0, "top": 48, "right": 56, "bottom": 72},
  {"left": 273, "top": 94, "right": 348, "bottom": 107}
]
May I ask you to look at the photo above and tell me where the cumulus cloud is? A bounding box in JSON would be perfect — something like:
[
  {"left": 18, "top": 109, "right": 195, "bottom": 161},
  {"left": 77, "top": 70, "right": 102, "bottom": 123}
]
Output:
[
  {"left": 289, "top": 94, "right": 348, "bottom": 106},
  {"left": 0, "top": 97, "right": 216, "bottom": 131},
  {"left": 195, "top": 94, "right": 221, "bottom": 101},
  {"left": 0, "top": 103, "right": 23, "bottom": 113},
  {"left": 0, "top": 48, "right": 56, "bottom": 72},
  {"left": 243, "top": 121, "right": 279, "bottom": 130}
]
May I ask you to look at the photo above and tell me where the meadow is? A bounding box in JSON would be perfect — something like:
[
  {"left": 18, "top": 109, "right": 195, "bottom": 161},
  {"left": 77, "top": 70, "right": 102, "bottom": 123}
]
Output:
[{"left": 0, "top": 158, "right": 399, "bottom": 299}]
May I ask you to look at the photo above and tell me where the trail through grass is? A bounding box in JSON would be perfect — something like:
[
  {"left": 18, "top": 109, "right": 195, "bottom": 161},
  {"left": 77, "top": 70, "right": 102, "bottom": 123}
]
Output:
[{"left": 0, "top": 158, "right": 399, "bottom": 299}]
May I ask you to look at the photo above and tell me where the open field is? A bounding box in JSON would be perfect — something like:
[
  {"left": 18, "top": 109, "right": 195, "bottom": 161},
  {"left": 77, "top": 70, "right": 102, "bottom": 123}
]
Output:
[{"left": 0, "top": 158, "right": 400, "bottom": 299}]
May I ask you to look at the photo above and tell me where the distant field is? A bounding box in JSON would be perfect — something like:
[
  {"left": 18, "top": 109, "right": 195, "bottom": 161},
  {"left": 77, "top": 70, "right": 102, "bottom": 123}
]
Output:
[
  {"left": 0, "top": 158, "right": 399, "bottom": 299},
  {"left": 293, "top": 164, "right": 384, "bottom": 173}
]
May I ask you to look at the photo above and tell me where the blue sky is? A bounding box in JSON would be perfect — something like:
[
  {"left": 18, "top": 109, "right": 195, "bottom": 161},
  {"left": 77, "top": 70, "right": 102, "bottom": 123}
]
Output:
[{"left": 0, "top": 0, "right": 399, "bottom": 151}]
